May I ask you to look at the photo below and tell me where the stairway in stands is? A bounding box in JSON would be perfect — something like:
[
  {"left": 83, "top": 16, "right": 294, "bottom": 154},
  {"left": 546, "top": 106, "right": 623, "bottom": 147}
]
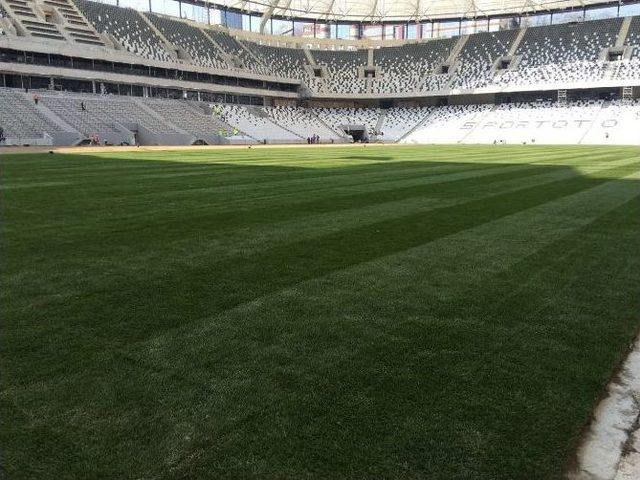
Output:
[
  {"left": 0, "top": 0, "right": 103, "bottom": 45},
  {"left": 1, "top": 0, "right": 65, "bottom": 40},
  {"left": 45, "top": 0, "right": 103, "bottom": 45}
]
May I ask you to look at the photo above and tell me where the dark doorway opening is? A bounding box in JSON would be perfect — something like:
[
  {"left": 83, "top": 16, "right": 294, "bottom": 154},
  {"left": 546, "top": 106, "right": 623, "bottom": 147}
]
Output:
[{"left": 345, "top": 128, "right": 367, "bottom": 142}]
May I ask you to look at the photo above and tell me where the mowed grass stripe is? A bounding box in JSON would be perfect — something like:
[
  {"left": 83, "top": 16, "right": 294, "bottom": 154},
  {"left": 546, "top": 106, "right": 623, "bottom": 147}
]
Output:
[
  {"left": 0, "top": 158, "right": 559, "bottom": 241},
  {"left": 0, "top": 144, "right": 615, "bottom": 192},
  {"left": 5, "top": 159, "right": 638, "bottom": 351},
  {"left": 5, "top": 150, "right": 633, "bottom": 249},
  {"left": 137, "top": 167, "right": 640, "bottom": 358},
  {"left": 67, "top": 168, "right": 640, "bottom": 480},
  {"left": 4, "top": 156, "right": 635, "bottom": 343},
  {"left": 2, "top": 146, "right": 639, "bottom": 480},
  {"left": 5, "top": 154, "right": 636, "bottom": 292}
]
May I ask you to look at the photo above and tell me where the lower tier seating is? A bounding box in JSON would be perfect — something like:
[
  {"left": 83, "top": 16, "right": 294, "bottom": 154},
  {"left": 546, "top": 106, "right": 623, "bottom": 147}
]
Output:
[{"left": 1, "top": 89, "right": 639, "bottom": 146}]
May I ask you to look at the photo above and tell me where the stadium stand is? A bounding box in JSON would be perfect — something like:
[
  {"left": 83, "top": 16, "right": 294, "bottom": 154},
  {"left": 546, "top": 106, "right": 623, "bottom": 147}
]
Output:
[
  {"left": 399, "top": 99, "right": 640, "bottom": 145},
  {"left": 243, "top": 41, "right": 309, "bottom": 79},
  {"left": 74, "top": 0, "right": 175, "bottom": 62},
  {"left": 44, "top": 0, "right": 106, "bottom": 46},
  {"left": 459, "top": 100, "right": 604, "bottom": 144},
  {"left": 3, "top": 0, "right": 67, "bottom": 41},
  {"left": 0, "top": 3, "right": 7, "bottom": 36},
  {"left": 379, "top": 107, "right": 433, "bottom": 141},
  {"left": 627, "top": 16, "right": 640, "bottom": 58},
  {"left": 311, "top": 48, "right": 368, "bottom": 93},
  {"left": 402, "top": 104, "right": 493, "bottom": 144},
  {"left": 217, "top": 104, "right": 304, "bottom": 142},
  {"left": 0, "top": 87, "right": 638, "bottom": 146},
  {"left": 0, "top": 89, "right": 72, "bottom": 144},
  {"left": 38, "top": 92, "right": 196, "bottom": 144},
  {"left": 261, "top": 106, "right": 347, "bottom": 142},
  {"left": 371, "top": 39, "right": 457, "bottom": 93},
  {"left": 516, "top": 19, "right": 622, "bottom": 67},
  {"left": 613, "top": 16, "right": 640, "bottom": 79},
  {"left": 0, "top": 0, "right": 639, "bottom": 146},
  {"left": 496, "top": 18, "right": 622, "bottom": 87},
  {"left": 450, "top": 30, "right": 518, "bottom": 89},
  {"left": 206, "top": 29, "right": 269, "bottom": 74},
  {"left": 145, "top": 13, "right": 228, "bottom": 69},
  {"left": 40, "top": 93, "right": 132, "bottom": 144},
  {"left": 314, "top": 108, "right": 381, "bottom": 137},
  {"left": 142, "top": 98, "right": 254, "bottom": 143}
]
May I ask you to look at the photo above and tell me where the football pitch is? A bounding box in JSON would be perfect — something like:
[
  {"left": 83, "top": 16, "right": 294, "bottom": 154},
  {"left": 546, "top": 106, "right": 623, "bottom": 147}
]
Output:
[{"left": 2, "top": 144, "right": 640, "bottom": 479}]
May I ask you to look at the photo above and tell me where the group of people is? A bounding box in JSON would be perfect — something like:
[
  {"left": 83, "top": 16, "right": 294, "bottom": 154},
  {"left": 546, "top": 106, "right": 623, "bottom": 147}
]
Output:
[{"left": 306, "top": 134, "right": 321, "bottom": 144}]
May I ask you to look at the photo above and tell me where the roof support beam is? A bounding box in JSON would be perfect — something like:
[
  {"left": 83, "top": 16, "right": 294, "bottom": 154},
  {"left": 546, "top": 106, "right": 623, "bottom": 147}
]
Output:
[
  {"left": 319, "top": 0, "right": 337, "bottom": 21},
  {"left": 365, "top": 0, "right": 380, "bottom": 23},
  {"left": 260, "top": 0, "right": 281, "bottom": 34},
  {"left": 412, "top": 0, "right": 422, "bottom": 22},
  {"left": 259, "top": 0, "right": 293, "bottom": 33}
]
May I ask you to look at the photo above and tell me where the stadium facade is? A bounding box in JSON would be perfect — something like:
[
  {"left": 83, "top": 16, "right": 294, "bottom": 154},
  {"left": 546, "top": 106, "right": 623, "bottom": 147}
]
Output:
[{"left": 0, "top": 0, "right": 639, "bottom": 145}]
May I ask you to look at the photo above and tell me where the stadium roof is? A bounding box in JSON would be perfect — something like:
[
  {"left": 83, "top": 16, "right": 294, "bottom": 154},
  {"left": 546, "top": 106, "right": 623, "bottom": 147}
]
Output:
[{"left": 219, "top": 0, "right": 614, "bottom": 22}]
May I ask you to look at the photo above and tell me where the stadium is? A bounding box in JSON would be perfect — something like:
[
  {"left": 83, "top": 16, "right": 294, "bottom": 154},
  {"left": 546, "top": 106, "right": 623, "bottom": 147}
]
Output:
[{"left": 1, "top": 0, "right": 640, "bottom": 478}]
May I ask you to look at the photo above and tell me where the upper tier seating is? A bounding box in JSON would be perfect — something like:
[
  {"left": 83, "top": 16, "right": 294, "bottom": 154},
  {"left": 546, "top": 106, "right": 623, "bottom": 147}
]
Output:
[
  {"left": 145, "top": 13, "right": 228, "bottom": 69},
  {"left": 496, "top": 60, "right": 609, "bottom": 86},
  {"left": 626, "top": 16, "right": 640, "bottom": 59},
  {"left": 611, "top": 16, "right": 640, "bottom": 79},
  {"left": 5, "top": 2, "right": 640, "bottom": 95},
  {"left": 371, "top": 39, "right": 456, "bottom": 93},
  {"left": 43, "top": 0, "right": 105, "bottom": 46},
  {"left": 74, "top": 0, "right": 174, "bottom": 63},
  {"left": 0, "top": 3, "right": 7, "bottom": 35},
  {"left": 450, "top": 30, "right": 518, "bottom": 89},
  {"left": 206, "top": 29, "right": 269, "bottom": 74},
  {"left": 3, "top": 0, "right": 66, "bottom": 40},
  {"left": 311, "top": 49, "right": 368, "bottom": 93},
  {"left": 516, "top": 18, "right": 622, "bottom": 67},
  {"left": 613, "top": 60, "right": 640, "bottom": 79},
  {"left": 242, "top": 42, "right": 309, "bottom": 79},
  {"left": 491, "top": 18, "right": 622, "bottom": 87}
]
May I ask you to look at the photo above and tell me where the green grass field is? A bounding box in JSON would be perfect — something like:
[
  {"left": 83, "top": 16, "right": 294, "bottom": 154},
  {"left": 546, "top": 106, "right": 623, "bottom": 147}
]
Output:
[{"left": 2, "top": 144, "right": 640, "bottom": 479}]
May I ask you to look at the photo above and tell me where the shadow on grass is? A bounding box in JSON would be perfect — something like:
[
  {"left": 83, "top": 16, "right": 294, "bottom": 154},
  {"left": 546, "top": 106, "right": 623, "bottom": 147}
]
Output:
[
  {"left": 3, "top": 150, "right": 638, "bottom": 343},
  {"left": 2, "top": 147, "right": 640, "bottom": 480}
]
